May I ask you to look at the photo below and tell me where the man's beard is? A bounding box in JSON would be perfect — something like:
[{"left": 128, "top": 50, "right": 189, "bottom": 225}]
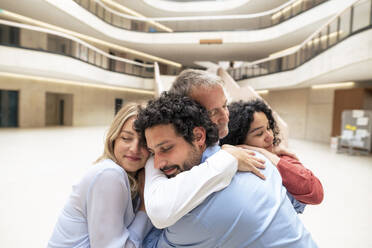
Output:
[{"left": 161, "top": 144, "right": 202, "bottom": 178}]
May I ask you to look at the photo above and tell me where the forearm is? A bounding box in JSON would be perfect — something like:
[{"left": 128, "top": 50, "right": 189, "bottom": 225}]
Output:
[
  {"left": 144, "top": 150, "right": 238, "bottom": 228},
  {"left": 277, "top": 156, "right": 324, "bottom": 204}
]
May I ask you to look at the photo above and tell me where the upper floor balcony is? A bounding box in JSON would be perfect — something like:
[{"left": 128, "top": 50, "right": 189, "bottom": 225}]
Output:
[
  {"left": 228, "top": 0, "right": 372, "bottom": 89},
  {"left": 0, "top": 18, "right": 180, "bottom": 90},
  {"left": 32, "top": 0, "right": 354, "bottom": 66},
  {"left": 72, "top": 0, "right": 328, "bottom": 32}
]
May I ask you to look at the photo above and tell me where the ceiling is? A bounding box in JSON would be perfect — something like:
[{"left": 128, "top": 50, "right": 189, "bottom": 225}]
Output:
[
  {"left": 118, "top": 0, "right": 289, "bottom": 17},
  {"left": 0, "top": 0, "right": 336, "bottom": 67}
]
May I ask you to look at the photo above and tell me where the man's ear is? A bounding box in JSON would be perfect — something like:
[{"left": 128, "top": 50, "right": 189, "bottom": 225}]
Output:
[{"left": 193, "top": 127, "right": 206, "bottom": 147}]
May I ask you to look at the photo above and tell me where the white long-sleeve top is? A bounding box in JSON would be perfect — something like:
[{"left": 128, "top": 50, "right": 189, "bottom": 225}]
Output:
[
  {"left": 48, "top": 159, "right": 153, "bottom": 248},
  {"left": 144, "top": 148, "right": 238, "bottom": 229}
]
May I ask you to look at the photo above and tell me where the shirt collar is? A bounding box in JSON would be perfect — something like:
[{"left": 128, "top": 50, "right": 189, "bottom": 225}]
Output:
[{"left": 201, "top": 144, "right": 221, "bottom": 163}]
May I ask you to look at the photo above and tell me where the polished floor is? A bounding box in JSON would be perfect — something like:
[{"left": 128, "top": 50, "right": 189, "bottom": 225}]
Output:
[{"left": 1, "top": 127, "right": 371, "bottom": 248}]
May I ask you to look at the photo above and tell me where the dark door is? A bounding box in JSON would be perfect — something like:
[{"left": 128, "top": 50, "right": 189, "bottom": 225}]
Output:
[
  {"left": 59, "top": 99, "right": 64, "bottom": 125},
  {"left": 0, "top": 90, "right": 19, "bottom": 127}
]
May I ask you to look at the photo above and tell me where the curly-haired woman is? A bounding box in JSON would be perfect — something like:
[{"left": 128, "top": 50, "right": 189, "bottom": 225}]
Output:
[{"left": 221, "top": 99, "right": 324, "bottom": 211}]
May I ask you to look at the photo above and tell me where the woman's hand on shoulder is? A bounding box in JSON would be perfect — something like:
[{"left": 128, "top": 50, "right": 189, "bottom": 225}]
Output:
[
  {"left": 237, "top": 144, "right": 280, "bottom": 167},
  {"left": 221, "top": 144, "right": 266, "bottom": 180},
  {"left": 272, "top": 145, "right": 299, "bottom": 160}
]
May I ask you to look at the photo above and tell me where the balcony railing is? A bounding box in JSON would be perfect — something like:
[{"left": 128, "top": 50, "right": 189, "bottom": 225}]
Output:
[
  {"left": 0, "top": 19, "right": 155, "bottom": 78},
  {"left": 73, "top": 0, "right": 328, "bottom": 32},
  {"left": 227, "top": 0, "right": 372, "bottom": 81}
]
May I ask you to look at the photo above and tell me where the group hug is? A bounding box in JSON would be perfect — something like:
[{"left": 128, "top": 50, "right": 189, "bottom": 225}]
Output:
[{"left": 48, "top": 69, "right": 324, "bottom": 248}]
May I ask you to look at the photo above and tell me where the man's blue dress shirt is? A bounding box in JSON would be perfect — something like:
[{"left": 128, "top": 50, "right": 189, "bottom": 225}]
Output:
[{"left": 144, "top": 145, "right": 317, "bottom": 248}]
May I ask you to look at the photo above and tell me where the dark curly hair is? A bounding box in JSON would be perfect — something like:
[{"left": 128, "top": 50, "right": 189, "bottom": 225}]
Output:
[
  {"left": 134, "top": 92, "right": 219, "bottom": 147},
  {"left": 220, "top": 99, "right": 281, "bottom": 146}
]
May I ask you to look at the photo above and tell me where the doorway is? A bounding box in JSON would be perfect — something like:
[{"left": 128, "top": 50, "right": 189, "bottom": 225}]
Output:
[
  {"left": 0, "top": 90, "right": 18, "bottom": 127},
  {"left": 45, "top": 92, "right": 73, "bottom": 126}
]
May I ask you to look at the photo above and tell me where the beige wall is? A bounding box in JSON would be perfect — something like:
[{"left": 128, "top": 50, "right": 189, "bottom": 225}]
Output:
[
  {"left": 0, "top": 75, "right": 153, "bottom": 128},
  {"left": 261, "top": 87, "right": 335, "bottom": 143},
  {"left": 305, "top": 88, "right": 335, "bottom": 142}
]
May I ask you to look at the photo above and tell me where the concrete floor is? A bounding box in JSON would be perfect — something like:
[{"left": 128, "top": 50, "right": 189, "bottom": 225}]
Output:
[{"left": 1, "top": 127, "right": 372, "bottom": 247}]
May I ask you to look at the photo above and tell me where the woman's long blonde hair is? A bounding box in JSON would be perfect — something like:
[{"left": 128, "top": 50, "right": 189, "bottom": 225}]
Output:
[{"left": 96, "top": 102, "right": 144, "bottom": 200}]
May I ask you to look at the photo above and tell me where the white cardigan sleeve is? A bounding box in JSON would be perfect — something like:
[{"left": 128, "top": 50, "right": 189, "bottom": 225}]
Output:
[
  {"left": 87, "top": 169, "right": 152, "bottom": 248},
  {"left": 144, "top": 149, "right": 238, "bottom": 229}
]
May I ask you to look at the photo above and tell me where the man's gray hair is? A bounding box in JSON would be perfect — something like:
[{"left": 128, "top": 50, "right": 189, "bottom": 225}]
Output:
[{"left": 169, "top": 69, "right": 225, "bottom": 97}]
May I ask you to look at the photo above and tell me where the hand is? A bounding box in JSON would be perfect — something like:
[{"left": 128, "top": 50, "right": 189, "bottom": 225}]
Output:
[
  {"left": 237, "top": 144, "right": 281, "bottom": 167},
  {"left": 272, "top": 145, "right": 299, "bottom": 160},
  {"left": 137, "top": 169, "right": 146, "bottom": 212},
  {"left": 221, "top": 144, "right": 266, "bottom": 180}
]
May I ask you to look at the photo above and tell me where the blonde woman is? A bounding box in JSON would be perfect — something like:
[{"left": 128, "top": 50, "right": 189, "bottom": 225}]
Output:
[{"left": 48, "top": 102, "right": 152, "bottom": 248}]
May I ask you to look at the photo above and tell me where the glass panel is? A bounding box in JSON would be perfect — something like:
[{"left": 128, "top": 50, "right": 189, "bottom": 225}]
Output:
[
  {"left": 249, "top": 66, "right": 254, "bottom": 77},
  {"left": 95, "top": 52, "right": 102, "bottom": 67},
  {"left": 89, "top": 1, "right": 96, "bottom": 13},
  {"left": 305, "top": 42, "right": 312, "bottom": 61},
  {"left": 303, "top": 0, "right": 313, "bottom": 9},
  {"left": 294, "top": 51, "right": 300, "bottom": 67},
  {"left": 252, "top": 65, "right": 259, "bottom": 76},
  {"left": 280, "top": 56, "right": 289, "bottom": 71},
  {"left": 328, "top": 20, "right": 338, "bottom": 47},
  {"left": 319, "top": 26, "right": 328, "bottom": 51},
  {"left": 125, "top": 64, "right": 132, "bottom": 75},
  {"left": 309, "top": 35, "right": 320, "bottom": 56},
  {"left": 80, "top": 0, "right": 89, "bottom": 9},
  {"left": 88, "top": 49, "right": 96, "bottom": 64},
  {"left": 259, "top": 63, "right": 266, "bottom": 75},
  {"left": 236, "top": 68, "right": 241, "bottom": 79},
  {"left": 118, "top": 61, "right": 126, "bottom": 73},
  {"left": 339, "top": 7, "right": 351, "bottom": 40},
  {"left": 121, "top": 17, "right": 131, "bottom": 29},
  {"left": 299, "top": 47, "right": 306, "bottom": 64},
  {"left": 104, "top": 11, "right": 111, "bottom": 23},
  {"left": 268, "top": 60, "right": 278, "bottom": 73},
  {"left": 97, "top": 5, "right": 104, "bottom": 19},
  {"left": 352, "top": 0, "right": 371, "bottom": 31},
  {"left": 102, "top": 56, "right": 108, "bottom": 69},
  {"left": 112, "top": 14, "right": 121, "bottom": 27},
  {"left": 282, "top": 5, "right": 292, "bottom": 20},
  {"left": 287, "top": 53, "right": 296, "bottom": 69},
  {"left": 80, "top": 46, "right": 88, "bottom": 61},
  {"left": 271, "top": 12, "right": 282, "bottom": 25},
  {"left": 292, "top": 1, "right": 302, "bottom": 16}
]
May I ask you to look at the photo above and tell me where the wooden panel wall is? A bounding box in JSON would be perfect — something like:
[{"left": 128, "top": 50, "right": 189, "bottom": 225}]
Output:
[{"left": 332, "top": 88, "right": 365, "bottom": 136}]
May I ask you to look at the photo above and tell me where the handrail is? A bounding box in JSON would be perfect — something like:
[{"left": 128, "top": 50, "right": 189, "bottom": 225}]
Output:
[
  {"left": 73, "top": 0, "right": 329, "bottom": 32},
  {"left": 247, "top": 0, "right": 358, "bottom": 65},
  {"left": 0, "top": 8, "right": 181, "bottom": 68},
  {"left": 0, "top": 19, "right": 152, "bottom": 68},
  {"left": 91, "top": 0, "right": 172, "bottom": 32},
  {"left": 0, "top": 19, "right": 155, "bottom": 78},
  {"left": 227, "top": 0, "right": 371, "bottom": 81},
  {"left": 94, "top": 0, "right": 302, "bottom": 21}
]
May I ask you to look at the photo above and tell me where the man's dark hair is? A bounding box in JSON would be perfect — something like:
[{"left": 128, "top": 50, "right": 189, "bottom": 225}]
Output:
[
  {"left": 134, "top": 92, "right": 219, "bottom": 147},
  {"left": 220, "top": 99, "right": 281, "bottom": 146}
]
